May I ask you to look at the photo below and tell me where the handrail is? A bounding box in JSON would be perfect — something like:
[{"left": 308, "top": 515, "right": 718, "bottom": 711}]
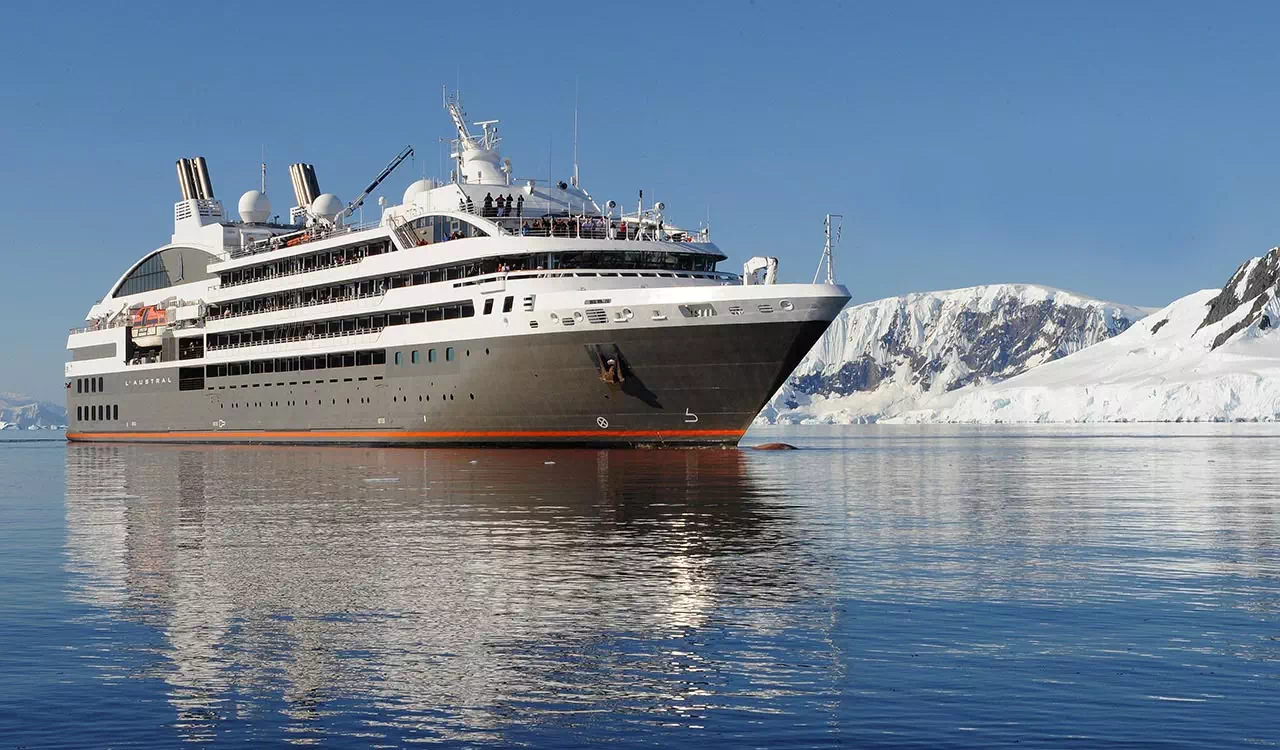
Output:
[
  {"left": 446, "top": 199, "right": 709, "bottom": 243},
  {"left": 207, "top": 327, "right": 383, "bottom": 352},
  {"left": 208, "top": 290, "right": 386, "bottom": 321},
  {"left": 216, "top": 255, "right": 363, "bottom": 290},
  {"left": 230, "top": 219, "right": 385, "bottom": 260}
]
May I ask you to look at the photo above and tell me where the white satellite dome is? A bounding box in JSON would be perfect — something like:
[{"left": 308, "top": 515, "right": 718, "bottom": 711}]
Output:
[
  {"left": 310, "top": 193, "right": 344, "bottom": 222},
  {"left": 402, "top": 178, "right": 433, "bottom": 206},
  {"left": 238, "top": 190, "right": 272, "bottom": 224}
]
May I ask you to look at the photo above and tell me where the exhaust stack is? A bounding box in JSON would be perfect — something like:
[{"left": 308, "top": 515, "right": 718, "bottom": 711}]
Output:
[
  {"left": 192, "top": 156, "right": 215, "bottom": 199},
  {"left": 175, "top": 158, "right": 197, "bottom": 200},
  {"left": 175, "top": 157, "right": 216, "bottom": 200},
  {"left": 289, "top": 162, "right": 320, "bottom": 207}
]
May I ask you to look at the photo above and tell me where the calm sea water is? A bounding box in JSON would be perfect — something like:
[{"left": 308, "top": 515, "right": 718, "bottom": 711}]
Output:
[{"left": 1, "top": 426, "right": 1278, "bottom": 748}]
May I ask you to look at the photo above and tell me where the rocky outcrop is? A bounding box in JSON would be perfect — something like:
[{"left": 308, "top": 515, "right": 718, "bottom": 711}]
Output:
[{"left": 1197, "top": 247, "right": 1280, "bottom": 349}]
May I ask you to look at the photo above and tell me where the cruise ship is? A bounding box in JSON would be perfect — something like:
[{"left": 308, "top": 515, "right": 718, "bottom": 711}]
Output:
[{"left": 64, "top": 94, "right": 850, "bottom": 446}]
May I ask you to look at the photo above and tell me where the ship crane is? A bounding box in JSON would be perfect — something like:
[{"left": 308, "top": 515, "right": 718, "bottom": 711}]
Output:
[{"left": 339, "top": 144, "right": 415, "bottom": 221}]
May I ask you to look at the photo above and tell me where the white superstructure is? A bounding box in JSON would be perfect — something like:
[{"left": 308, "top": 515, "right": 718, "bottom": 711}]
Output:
[{"left": 64, "top": 92, "right": 850, "bottom": 446}]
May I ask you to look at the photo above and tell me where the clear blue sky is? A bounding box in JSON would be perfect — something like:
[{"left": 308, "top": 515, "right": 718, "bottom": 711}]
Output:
[{"left": 3, "top": 0, "right": 1279, "bottom": 401}]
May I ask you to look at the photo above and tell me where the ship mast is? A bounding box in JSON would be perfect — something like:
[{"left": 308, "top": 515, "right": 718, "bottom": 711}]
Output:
[
  {"left": 443, "top": 88, "right": 507, "bottom": 185},
  {"left": 813, "top": 213, "right": 842, "bottom": 284}
]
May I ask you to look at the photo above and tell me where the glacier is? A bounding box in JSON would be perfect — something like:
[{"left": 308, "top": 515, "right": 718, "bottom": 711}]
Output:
[
  {"left": 904, "top": 248, "right": 1280, "bottom": 423},
  {"left": 758, "top": 284, "right": 1147, "bottom": 424}
]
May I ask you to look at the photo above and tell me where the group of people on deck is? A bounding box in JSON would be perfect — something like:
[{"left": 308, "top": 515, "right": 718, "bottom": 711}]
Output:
[{"left": 479, "top": 192, "right": 523, "bottom": 218}]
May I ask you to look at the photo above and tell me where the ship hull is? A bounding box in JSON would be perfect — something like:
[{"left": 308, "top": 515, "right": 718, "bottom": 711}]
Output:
[{"left": 66, "top": 319, "right": 828, "bottom": 447}]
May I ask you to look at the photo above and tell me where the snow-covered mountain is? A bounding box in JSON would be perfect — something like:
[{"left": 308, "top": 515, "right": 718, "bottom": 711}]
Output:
[
  {"left": 0, "top": 392, "right": 67, "bottom": 429},
  {"left": 906, "top": 248, "right": 1280, "bottom": 423},
  {"left": 759, "top": 284, "right": 1148, "bottom": 424}
]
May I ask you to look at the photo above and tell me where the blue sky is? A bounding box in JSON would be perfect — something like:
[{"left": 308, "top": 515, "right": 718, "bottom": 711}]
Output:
[{"left": 4, "top": 0, "right": 1280, "bottom": 400}]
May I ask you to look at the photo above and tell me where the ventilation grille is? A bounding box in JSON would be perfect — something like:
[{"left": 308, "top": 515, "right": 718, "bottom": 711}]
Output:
[
  {"left": 561, "top": 316, "right": 575, "bottom": 326},
  {"left": 758, "top": 303, "right": 775, "bottom": 314},
  {"left": 728, "top": 305, "right": 744, "bottom": 316},
  {"left": 585, "top": 308, "right": 608, "bottom": 324}
]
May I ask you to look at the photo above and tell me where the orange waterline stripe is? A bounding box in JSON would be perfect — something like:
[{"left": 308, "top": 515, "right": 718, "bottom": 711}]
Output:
[{"left": 67, "top": 428, "right": 744, "bottom": 440}]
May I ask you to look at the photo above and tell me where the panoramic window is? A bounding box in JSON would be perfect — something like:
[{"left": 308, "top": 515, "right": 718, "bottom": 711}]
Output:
[{"left": 115, "top": 253, "right": 170, "bottom": 296}]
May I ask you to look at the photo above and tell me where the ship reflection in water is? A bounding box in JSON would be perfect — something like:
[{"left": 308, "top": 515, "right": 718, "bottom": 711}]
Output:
[
  {"left": 63, "top": 444, "right": 833, "bottom": 745},
  {"left": 57, "top": 427, "right": 1280, "bottom": 747}
]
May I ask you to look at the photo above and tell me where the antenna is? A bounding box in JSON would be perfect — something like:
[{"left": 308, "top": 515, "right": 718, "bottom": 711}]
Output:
[
  {"left": 260, "top": 161, "right": 266, "bottom": 194},
  {"left": 813, "top": 213, "right": 843, "bottom": 284},
  {"left": 572, "top": 77, "right": 580, "bottom": 188}
]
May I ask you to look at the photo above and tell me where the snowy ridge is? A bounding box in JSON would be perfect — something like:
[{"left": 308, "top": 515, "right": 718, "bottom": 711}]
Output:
[
  {"left": 0, "top": 392, "right": 66, "bottom": 429},
  {"left": 905, "top": 248, "right": 1280, "bottom": 423},
  {"left": 759, "top": 284, "right": 1147, "bottom": 424}
]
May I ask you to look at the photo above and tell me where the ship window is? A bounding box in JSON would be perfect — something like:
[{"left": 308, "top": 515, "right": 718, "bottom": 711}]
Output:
[
  {"left": 76, "top": 379, "right": 82, "bottom": 394},
  {"left": 394, "top": 351, "right": 402, "bottom": 366},
  {"left": 483, "top": 298, "right": 494, "bottom": 315},
  {"left": 446, "top": 347, "right": 455, "bottom": 362},
  {"left": 115, "top": 253, "right": 171, "bottom": 297},
  {"left": 76, "top": 406, "right": 82, "bottom": 420},
  {"left": 411, "top": 350, "right": 419, "bottom": 364},
  {"left": 428, "top": 348, "right": 436, "bottom": 363},
  {"left": 502, "top": 296, "right": 513, "bottom": 313},
  {"left": 98, "top": 377, "right": 104, "bottom": 392},
  {"left": 113, "top": 405, "right": 118, "bottom": 421}
]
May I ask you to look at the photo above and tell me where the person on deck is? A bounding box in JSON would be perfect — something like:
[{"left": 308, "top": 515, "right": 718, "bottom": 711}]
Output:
[{"left": 483, "top": 193, "right": 494, "bottom": 216}]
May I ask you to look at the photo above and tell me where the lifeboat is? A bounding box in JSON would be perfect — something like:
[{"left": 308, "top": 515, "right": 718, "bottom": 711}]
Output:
[{"left": 130, "top": 305, "right": 168, "bottom": 348}]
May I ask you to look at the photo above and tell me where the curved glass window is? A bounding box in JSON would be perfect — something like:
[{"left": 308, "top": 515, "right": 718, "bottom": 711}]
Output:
[
  {"left": 113, "top": 247, "right": 215, "bottom": 298},
  {"left": 116, "top": 253, "right": 170, "bottom": 296}
]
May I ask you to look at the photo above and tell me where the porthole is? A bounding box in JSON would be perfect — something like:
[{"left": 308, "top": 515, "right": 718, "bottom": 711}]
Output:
[
  {"left": 623, "top": 308, "right": 634, "bottom": 320},
  {"left": 780, "top": 300, "right": 794, "bottom": 311}
]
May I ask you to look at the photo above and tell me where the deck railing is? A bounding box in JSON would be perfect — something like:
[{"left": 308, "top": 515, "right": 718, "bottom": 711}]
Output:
[
  {"left": 207, "top": 289, "right": 387, "bottom": 322},
  {"left": 206, "top": 327, "right": 383, "bottom": 352},
  {"left": 230, "top": 219, "right": 384, "bottom": 260}
]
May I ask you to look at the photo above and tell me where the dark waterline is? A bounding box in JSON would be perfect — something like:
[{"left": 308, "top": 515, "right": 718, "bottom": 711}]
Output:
[{"left": 1, "top": 426, "right": 1278, "bottom": 747}]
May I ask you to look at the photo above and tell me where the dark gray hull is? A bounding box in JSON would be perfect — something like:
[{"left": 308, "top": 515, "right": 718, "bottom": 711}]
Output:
[{"left": 67, "top": 319, "right": 827, "bottom": 447}]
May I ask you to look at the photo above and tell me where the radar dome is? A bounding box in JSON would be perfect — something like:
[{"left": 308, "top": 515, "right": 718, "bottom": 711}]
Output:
[
  {"left": 402, "top": 178, "right": 433, "bottom": 205},
  {"left": 238, "top": 190, "right": 272, "bottom": 223},
  {"left": 310, "top": 193, "right": 344, "bottom": 222}
]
